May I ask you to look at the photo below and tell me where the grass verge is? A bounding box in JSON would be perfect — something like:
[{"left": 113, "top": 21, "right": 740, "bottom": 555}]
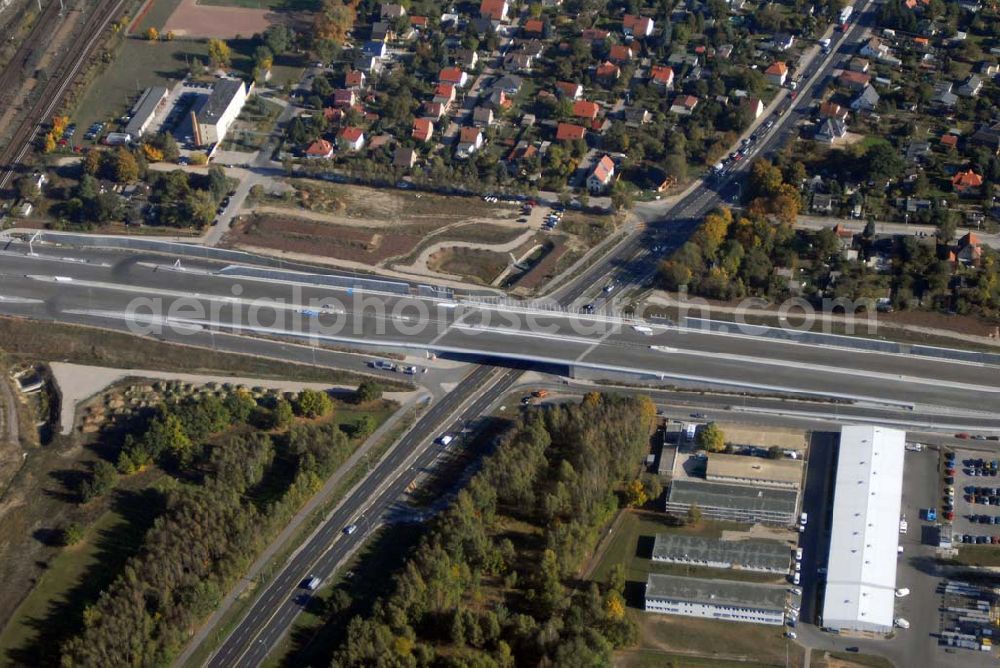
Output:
[
  {"left": 810, "top": 649, "right": 894, "bottom": 668},
  {"left": 0, "top": 316, "right": 411, "bottom": 390}
]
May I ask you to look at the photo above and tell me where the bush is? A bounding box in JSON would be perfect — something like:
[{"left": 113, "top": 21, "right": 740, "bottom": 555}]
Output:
[
  {"left": 61, "top": 522, "right": 85, "bottom": 546},
  {"left": 355, "top": 380, "right": 382, "bottom": 403}
]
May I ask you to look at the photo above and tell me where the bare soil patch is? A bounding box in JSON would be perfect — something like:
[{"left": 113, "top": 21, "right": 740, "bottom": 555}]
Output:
[
  {"left": 427, "top": 247, "right": 508, "bottom": 285},
  {"left": 164, "top": 0, "right": 272, "bottom": 37}
]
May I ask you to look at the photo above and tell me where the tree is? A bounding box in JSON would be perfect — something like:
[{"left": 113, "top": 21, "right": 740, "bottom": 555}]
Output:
[
  {"left": 207, "top": 165, "right": 228, "bottom": 202},
  {"left": 43, "top": 132, "right": 57, "bottom": 153},
  {"left": 696, "top": 422, "right": 725, "bottom": 452},
  {"left": 83, "top": 148, "right": 102, "bottom": 175},
  {"left": 16, "top": 175, "right": 39, "bottom": 200},
  {"left": 51, "top": 115, "right": 70, "bottom": 136},
  {"left": 864, "top": 141, "right": 904, "bottom": 183},
  {"left": 686, "top": 503, "right": 702, "bottom": 526},
  {"left": 263, "top": 24, "right": 293, "bottom": 55},
  {"left": 749, "top": 159, "right": 783, "bottom": 198},
  {"left": 145, "top": 26, "right": 159, "bottom": 41},
  {"left": 767, "top": 445, "right": 783, "bottom": 459},
  {"left": 610, "top": 181, "right": 634, "bottom": 212},
  {"left": 142, "top": 143, "right": 164, "bottom": 162},
  {"left": 624, "top": 479, "right": 648, "bottom": 507},
  {"left": 190, "top": 152, "right": 209, "bottom": 166},
  {"left": 296, "top": 388, "right": 333, "bottom": 418},
  {"left": 61, "top": 522, "right": 85, "bottom": 546},
  {"left": 208, "top": 38, "right": 232, "bottom": 68},
  {"left": 355, "top": 380, "right": 383, "bottom": 403},
  {"left": 80, "top": 460, "right": 117, "bottom": 502},
  {"left": 113, "top": 147, "right": 139, "bottom": 183},
  {"left": 314, "top": 0, "right": 357, "bottom": 44},
  {"left": 274, "top": 398, "right": 294, "bottom": 428}
]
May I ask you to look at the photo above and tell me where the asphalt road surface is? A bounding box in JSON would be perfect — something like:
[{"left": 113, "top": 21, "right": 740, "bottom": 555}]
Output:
[
  {"left": 2, "top": 249, "right": 998, "bottom": 413},
  {"left": 208, "top": 365, "right": 519, "bottom": 667}
]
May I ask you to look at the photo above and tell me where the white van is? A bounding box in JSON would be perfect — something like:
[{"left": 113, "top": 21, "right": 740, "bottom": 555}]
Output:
[
  {"left": 894, "top": 618, "right": 910, "bottom": 629},
  {"left": 438, "top": 434, "right": 454, "bottom": 446},
  {"left": 303, "top": 575, "right": 321, "bottom": 591}
]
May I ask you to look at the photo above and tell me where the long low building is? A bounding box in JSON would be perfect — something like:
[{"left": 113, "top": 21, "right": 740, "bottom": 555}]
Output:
[
  {"left": 821, "top": 425, "right": 906, "bottom": 634},
  {"left": 665, "top": 479, "right": 798, "bottom": 525},
  {"left": 652, "top": 533, "right": 790, "bottom": 573},
  {"left": 124, "top": 86, "right": 169, "bottom": 140},
  {"left": 644, "top": 573, "right": 788, "bottom": 625},
  {"left": 706, "top": 452, "right": 803, "bottom": 489}
]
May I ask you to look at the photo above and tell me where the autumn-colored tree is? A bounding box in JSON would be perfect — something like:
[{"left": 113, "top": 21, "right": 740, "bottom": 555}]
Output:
[
  {"left": 164, "top": 30, "right": 174, "bottom": 41},
  {"left": 43, "top": 132, "right": 57, "bottom": 153},
  {"left": 51, "top": 115, "right": 70, "bottom": 136},
  {"left": 208, "top": 38, "right": 231, "bottom": 68},
  {"left": 83, "top": 148, "right": 102, "bottom": 175},
  {"left": 314, "top": 0, "right": 359, "bottom": 44},
  {"left": 624, "top": 479, "right": 648, "bottom": 507},
  {"left": 749, "top": 159, "right": 783, "bottom": 199},
  {"left": 604, "top": 591, "right": 625, "bottom": 620},
  {"left": 189, "top": 152, "right": 209, "bottom": 165},
  {"left": 771, "top": 183, "right": 800, "bottom": 225},
  {"left": 142, "top": 144, "right": 164, "bottom": 162},
  {"left": 145, "top": 26, "right": 159, "bottom": 41},
  {"left": 692, "top": 207, "right": 732, "bottom": 256},
  {"left": 697, "top": 422, "right": 725, "bottom": 452},
  {"left": 113, "top": 147, "right": 139, "bottom": 183}
]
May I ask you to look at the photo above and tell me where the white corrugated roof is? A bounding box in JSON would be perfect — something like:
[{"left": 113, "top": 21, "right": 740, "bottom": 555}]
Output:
[{"left": 822, "top": 425, "right": 905, "bottom": 631}]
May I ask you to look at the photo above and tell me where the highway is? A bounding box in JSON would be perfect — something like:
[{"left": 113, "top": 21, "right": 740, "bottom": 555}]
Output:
[
  {"left": 206, "top": 365, "right": 520, "bottom": 668},
  {"left": 2, "top": 249, "right": 999, "bottom": 413}
]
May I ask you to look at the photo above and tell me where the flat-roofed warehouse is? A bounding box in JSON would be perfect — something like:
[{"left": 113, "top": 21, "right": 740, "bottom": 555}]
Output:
[
  {"left": 124, "top": 86, "right": 169, "bottom": 140},
  {"left": 821, "top": 425, "right": 905, "bottom": 634},
  {"left": 706, "top": 453, "right": 803, "bottom": 489},
  {"left": 664, "top": 479, "right": 798, "bottom": 525},
  {"left": 652, "top": 533, "right": 790, "bottom": 573},
  {"left": 644, "top": 573, "right": 788, "bottom": 625}
]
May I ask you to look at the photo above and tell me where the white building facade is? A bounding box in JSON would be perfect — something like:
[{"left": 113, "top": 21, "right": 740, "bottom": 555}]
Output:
[{"left": 644, "top": 574, "right": 786, "bottom": 626}]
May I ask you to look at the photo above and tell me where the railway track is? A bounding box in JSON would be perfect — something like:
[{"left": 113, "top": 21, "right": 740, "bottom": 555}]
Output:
[{"left": 0, "top": 0, "right": 129, "bottom": 192}]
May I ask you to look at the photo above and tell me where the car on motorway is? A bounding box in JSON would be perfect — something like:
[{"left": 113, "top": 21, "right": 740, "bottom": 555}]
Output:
[
  {"left": 343, "top": 524, "right": 358, "bottom": 535},
  {"left": 403, "top": 365, "right": 418, "bottom": 375},
  {"left": 690, "top": 412, "right": 707, "bottom": 419},
  {"left": 437, "top": 434, "right": 454, "bottom": 446},
  {"left": 371, "top": 360, "right": 398, "bottom": 371},
  {"left": 302, "top": 575, "right": 321, "bottom": 590}
]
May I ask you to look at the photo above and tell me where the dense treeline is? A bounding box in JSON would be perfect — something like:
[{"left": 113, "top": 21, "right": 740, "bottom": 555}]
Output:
[
  {"left": 60, "top": 386, "right": 380, "bottom": 666},
  {"left": 330, "top": 392, "right": 656, "bottom": 667}
]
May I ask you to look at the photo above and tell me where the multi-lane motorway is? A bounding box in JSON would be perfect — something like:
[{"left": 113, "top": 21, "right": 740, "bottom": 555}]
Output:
[{"left": 2, "top": 248, "right": 998, "bottom": 413}]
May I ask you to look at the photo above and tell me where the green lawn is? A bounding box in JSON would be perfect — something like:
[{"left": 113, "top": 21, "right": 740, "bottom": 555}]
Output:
[
  {"left": 71, "top": 38, "right": 210, "bottom": 134},
  {"left": 0, "top": 508, "right": 131, "bottom": 661},
  {"left": 616, "top": 648, "right": 785, "bottom": 668}
]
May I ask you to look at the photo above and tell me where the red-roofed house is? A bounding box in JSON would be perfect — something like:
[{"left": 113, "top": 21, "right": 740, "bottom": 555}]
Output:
[
  {"left": 523, "top": 18, "right": 544, "bottom": 36},
  {"left": 581, "top": 28, "right": 610, "bottom": 42},
  {"left": 838, "top": 70, "right": 871, "bottom": 91},
  {"left": 433, "top": 83, "right": 456, "bottom": 106},
  {"left": 587, "top": 154, "right": 616, "bottom": 193},
  {"left": 596, "top": 61, "right": 620, "bottom": 81},
  {"left": 609, "top": 44, "right": 634, "bottom": 63},
  {"left": 333, "top": 89, "right": 356, "bottom": 108},
  {"left": 337, "top": 127, "right": 365, "bottom": 151},
  {"left": 952, "top": 169, "right": 984, "bottom": 193},
  {"left": 412, "top": 118, "right": 434, "bottom": 142},
  {"left": 651, "top": 65, "right": 675, "bottom": 88},
  {"left": 819, "top": 101, "right": 848, "bottom": 122},
  {"left": 345, "top": 70, "right": 367, "bottom": 90},
  {"left": 457, "top": 126, "right": 484, "bottom": 155},
  {"left": 669, "top": 95, "right": 699, "bottom": 115},
  {"left": 573, "top": 100, "right": 600, "bottom": 120},
  {"left": 556, "top": 122, "right": 586, "bottom": 141},
  {"left": 422, "top": 101, "right": 444, "bottom": 120},
  {"left": 956, "top": 232, "right": 982, "bottom": 265},
  {"left": 305, "top": 139, "right": 334, "bottom": 159},
  {"left": 479, "top": 0, "right": 508, "bottom": 21},
  {"left": 742, "top": 97, "right": 764, "bottom": 119},
  {"left": 410, "top": 15, "right": 428, "bottom": 27},
  {"left": 940, "top": 134, "right": 959, "bottom": 150},
  {"left": 764, "top": 62, "right": 788, "bottom": 86},
  {"left": 439, "top": 67, "right": 469, "bottom": 88},
  {"left": 622, "top": 14, "right": 654, "bottom": 37},
  {"left": 556, "top": 82, "right": 584, "bottom": 99}
]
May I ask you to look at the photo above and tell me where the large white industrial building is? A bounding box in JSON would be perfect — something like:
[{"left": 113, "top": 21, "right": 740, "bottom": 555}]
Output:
[{"left": 821, "top": 425, "right": 906, "bottom": 634}]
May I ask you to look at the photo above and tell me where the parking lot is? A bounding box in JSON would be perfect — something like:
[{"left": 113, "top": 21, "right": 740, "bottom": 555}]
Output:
[{"left": 950, "top": 448, "right": 1000, "bottom": 545}]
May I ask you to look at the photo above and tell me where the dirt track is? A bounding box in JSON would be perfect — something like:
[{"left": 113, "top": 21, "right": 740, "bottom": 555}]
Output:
[{"left": 163, "top": 0, "right": 272, "bottom": 38}]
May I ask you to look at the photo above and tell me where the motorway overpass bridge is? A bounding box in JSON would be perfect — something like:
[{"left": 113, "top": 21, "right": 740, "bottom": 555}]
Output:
[{"left": 2, "top": 245, "right": 1000, "bottom": 417}]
